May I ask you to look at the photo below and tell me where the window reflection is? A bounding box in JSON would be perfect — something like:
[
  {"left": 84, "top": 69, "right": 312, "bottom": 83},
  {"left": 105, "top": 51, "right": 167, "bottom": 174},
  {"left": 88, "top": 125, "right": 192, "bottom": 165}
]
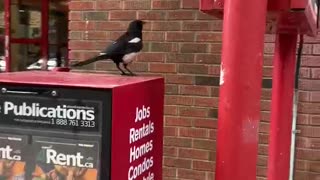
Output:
[
  {"left": 10, "top": 43, "right": 41, "bottom": 71},
  {"left": 10, "top": 0, "right": 42, "bottom": 39}
]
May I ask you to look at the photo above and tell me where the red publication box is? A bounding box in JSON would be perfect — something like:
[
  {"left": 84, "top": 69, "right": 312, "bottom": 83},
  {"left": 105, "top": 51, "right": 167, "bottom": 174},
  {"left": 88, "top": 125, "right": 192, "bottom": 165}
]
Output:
[{"left": 0, "top": 71, "right": 164, "bottom": 180}]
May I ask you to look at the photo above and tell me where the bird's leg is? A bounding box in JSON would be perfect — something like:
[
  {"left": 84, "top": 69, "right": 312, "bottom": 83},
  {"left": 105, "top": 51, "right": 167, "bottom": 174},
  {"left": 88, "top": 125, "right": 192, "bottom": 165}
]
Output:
[
  {"left": 123, "top": 64, "right": 136, "bottom": 76},
  {"left": 116, "top": 63, "right": 127, "bottom": 75}
]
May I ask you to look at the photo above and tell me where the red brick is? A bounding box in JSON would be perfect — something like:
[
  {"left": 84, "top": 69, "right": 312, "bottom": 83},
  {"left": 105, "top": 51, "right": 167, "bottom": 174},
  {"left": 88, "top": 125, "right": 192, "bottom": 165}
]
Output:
[
  {"left": 295, "top": 148, "right": 320, "bottom": 161},
  {"left": 310, "top": 92, "right": 320, "bottom": 102},
  {"left": 152, "top": 21, "right": 181, "bottom": 31},
  {"left": 193, "top": 119, "right": 217, "bottom": 128},
  {"left": 164, "top": 105, "right": 178, "bottom": 115},
  {"left": 311, "top": 68, "right": 320, "bottom": 79},
  {"left": 163, "top": 147, "right": 178, "bottom": 157},
  {"left": 299, "top": 79, "right": 320, "bottom": 91},
  {"left": 163, "top": 167, "right": 176, "bottom": 177},
  {"left": 310, "top": 115, "right": 320, "bottom": 125},
  {"left": 194, "top": 97, "right": 218, "bottom": 107},
  {"left": 297, "top": 125, "right": 320, "bottom": 137},
  {"left": 168, "top": 11, "right": 196, "bottom": 20},
  {"left": 193, "top": 139, "right": 216, "bottom": 150},
  {"left": 264, "top": 43, "right": 274, "bottom": 54},
  {"left": 193, "top": 160, "right": 215, "bottom": 171},
  {"left": 178, "top": 148, "right": 209, "bottom": 160},
  {"left": 86, "top": 31, "right": 107, "bottom": 40},
  {"left": 179, "top": 127, "right": 208, "bottom": 138},
  {"left": 166, "top": 53, "right": 195, "bottom": 63},
  {"left": 180, "top": 85, "right": 211, "bottom": 96},
  {"left": 177, "top": 169, "right": 206, "bottom": 180},
  {"left": 301, "top": 56, "right": 320, "bottom": 67},
  {"left": 69, "top": 2, "right": 94, "bottom": 10},
  {"left": 182, "top": 21, "right": 212, "bottom": 31},
  {"left": 178, "top": 64, "right": 209, "bottom": 74},
  {"left": 69, "top": 21, "right": 96, "bottom": 31},
  {"left": 96, "top": 1, "right": 122, "bottom": 10},
  {"left": 124, "top": 1, "right": 151, "bottom": 10},
  {"left": 165, "top": 116, "right": 193, "bottom": 127},
  {"left": 196, "top": 32, "right": 222, "bottom": 42},
  {"left": 150, "top": 63, "right": 177, "bottom": 73},
  {"left": 69, "top": 32, "right": 82, "bottom": 40},
  {"left": 263, "top": 66, "right": 273, "bottom": 77},
  {"left": 208, "top": 65, "right": 221, "bottom": 75},
  {"left": 96, "top": 21, "right": 127, "bottom": 31},
  {"left": 180, "top": 43, "right": 209, "bottom": 53},
  {"left": 69, "top": 12, "right": 82, "bottom": 21},
  {"left": 166, "top": 32, "right": 195, "bottom": 42},
  {"left": 164, "top": 157, "right": 192, "bottom": 168},
  {"left": 151, "top": 42, "right": 177, "bottom": 52},
  {"left": 182, "top": 0, "right": 199, "bottom": 9},
  {"left": 298, "top": 102, "right": 320, "bottom": 114},
  {"left": 210, "top": 43, "right": 222, "bottom": 53},
  {"left": 152, "top": 0, "right": 180, "bottom": 9},
  {"left": 138, "top": 11, "right": 166, "bottom": 20},
  {"left": 69, "top": 51, "right": 98, "bottom": 61},
  {"left": 179, "top": 107, "right": 208, "bottom": 118},
  {"left": 164, "top": 126, "right": 178, "bottom": 136},
  {"left": 143, "top": 31, "right": 165, "bottom": 41},
  {"left": 165, "top": 84, "right": 178, "bottom": 95},
  {"left": 195, "top": 54, "right": 220, "bottom": 64},
  {"left": 165, "top": 95, "right": 193, "bottom": 106},
  {"left": 299, "top": 67, "right": 311, "bottom": 78},
  {"left": 164, "top": 137, "right": 192, "bottom": 147},
  {"left": 137, "top": 52, "right": 165, "bottom": 62},
  {"left": 69, "top": 41, "right": 96, "bottom": 50},
  {"left": 109, "top": 11, "right": 137, "bottom": 20},
  {"left": 165, "top": 74, "right": 194, "bottom": 85}
]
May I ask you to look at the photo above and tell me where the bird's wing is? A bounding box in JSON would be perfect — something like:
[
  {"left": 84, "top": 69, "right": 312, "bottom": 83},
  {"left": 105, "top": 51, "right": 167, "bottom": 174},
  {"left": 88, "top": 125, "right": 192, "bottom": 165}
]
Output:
[
  {"left": 100, "top": 33, "right": 143, "bottom": 56},
  {"left": 100, "top": 33, "right": 130, "bottom": 56}
]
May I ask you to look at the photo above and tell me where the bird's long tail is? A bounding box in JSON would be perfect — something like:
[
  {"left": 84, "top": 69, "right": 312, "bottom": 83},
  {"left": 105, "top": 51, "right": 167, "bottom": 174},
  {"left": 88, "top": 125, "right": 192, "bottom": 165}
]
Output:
[{"left": 70, "top": 54, "right": 109, "bottom": 67}]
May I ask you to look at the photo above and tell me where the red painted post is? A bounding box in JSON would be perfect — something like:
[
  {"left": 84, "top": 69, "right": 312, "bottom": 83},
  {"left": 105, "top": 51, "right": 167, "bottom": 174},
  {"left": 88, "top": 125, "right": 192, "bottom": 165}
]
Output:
[
  {"left": 214, "top": 0, "right": 268, "bottom": 179},
  {"left": 4, "top": 0, "right": 11, "bottom": 72},
  {"left": 267, "top": 34, "right": 298, "bottom": 180},
  {"left": 41, "top": 0, "right": 49, "bottom": 70}
]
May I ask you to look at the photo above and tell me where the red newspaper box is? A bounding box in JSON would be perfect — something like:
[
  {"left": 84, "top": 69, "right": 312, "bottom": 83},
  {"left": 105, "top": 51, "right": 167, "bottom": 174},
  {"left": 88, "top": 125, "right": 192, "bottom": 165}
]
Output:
[{"left": 0, "top": 71, "right": 164, "bottom": 180}]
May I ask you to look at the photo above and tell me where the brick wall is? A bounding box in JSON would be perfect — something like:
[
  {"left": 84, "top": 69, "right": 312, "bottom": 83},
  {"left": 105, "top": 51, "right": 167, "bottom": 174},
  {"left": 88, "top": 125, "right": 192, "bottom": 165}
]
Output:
[{"left": 68, "top": 0, "right": 320, "bottom": 179}]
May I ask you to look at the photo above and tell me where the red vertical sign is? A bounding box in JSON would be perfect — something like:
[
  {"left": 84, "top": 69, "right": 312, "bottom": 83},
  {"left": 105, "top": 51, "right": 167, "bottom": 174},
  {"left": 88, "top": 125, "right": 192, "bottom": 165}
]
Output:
[{"left": 111, "top": 79, "right": 164, "bottom": 180}]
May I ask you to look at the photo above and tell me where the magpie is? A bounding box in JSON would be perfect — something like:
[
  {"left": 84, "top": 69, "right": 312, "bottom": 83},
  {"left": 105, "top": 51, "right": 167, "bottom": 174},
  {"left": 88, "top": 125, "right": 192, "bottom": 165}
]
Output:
[{"left": 70, "top": 20, "right": 146, "bottom": 76}]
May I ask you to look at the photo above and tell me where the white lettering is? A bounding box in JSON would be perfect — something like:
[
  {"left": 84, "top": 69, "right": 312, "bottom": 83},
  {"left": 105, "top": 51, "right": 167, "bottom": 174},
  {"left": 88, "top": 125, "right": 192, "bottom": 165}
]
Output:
[
  {"left": 135, "top": 105, "right": 151, "bottom": 122},
  {"left": 129, "top": 121, "right": 154, "bottom": 144},
  {"left": 0, "top": 145, "right": 21, "bottom": 161},
  {"left": 128, "top": 156, "right": 154, "bottom": 180},
  {"left": 130, "top": 140, "right": 153, "bottom": 163},
  {"left": 2, "top": 101, "right": 96, "bottom": 121},
  {"left": 46, "top": 149, "right": 93, "bottom": 168}
]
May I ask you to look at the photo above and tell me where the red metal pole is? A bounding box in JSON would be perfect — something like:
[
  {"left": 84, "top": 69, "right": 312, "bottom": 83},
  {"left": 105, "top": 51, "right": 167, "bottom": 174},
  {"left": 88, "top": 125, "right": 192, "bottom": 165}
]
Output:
[
  {"left": 267, "top": 34, "right": 298, "bottom": 180},
  {"left": 215, "top": 0, "right": 268, "bottom": 179},
  {"left": 41, "top": 0, "right": 49, "bottom": 70}
]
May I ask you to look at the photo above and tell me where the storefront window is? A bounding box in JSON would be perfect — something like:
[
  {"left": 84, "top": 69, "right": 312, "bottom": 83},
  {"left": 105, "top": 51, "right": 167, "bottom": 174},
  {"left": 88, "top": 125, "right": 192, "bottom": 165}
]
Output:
[{"left": 0, "top": 0, "right": 69, "bottom": 72}]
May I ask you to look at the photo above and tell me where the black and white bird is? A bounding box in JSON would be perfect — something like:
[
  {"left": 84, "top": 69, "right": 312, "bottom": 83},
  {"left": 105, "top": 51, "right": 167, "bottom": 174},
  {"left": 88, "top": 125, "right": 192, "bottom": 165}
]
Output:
[{"left": 70, "top": 20, "right": 146, "bottom": 76}]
